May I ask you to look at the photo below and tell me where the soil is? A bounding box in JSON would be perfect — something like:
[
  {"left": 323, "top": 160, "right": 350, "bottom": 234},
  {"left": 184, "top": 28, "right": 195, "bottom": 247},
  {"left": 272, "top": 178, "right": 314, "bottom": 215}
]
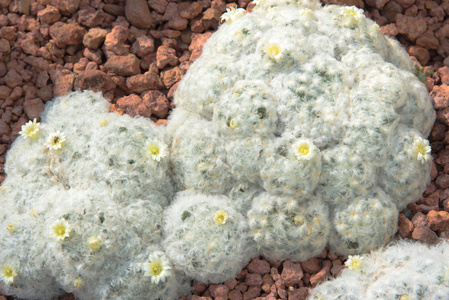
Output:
[{"left": 1, "top": 0, "right": 449, "bottom": 299}]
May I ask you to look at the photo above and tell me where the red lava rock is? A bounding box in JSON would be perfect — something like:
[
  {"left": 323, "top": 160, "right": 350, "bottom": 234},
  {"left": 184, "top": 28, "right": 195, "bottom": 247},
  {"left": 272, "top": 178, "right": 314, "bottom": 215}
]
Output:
[
  {"left": 49, "top": 22, "right": 86, "bottom": 48},
  {"left": 224, "top": 278, "right": 238, "bottom": 290},
  {"left": 419, "top": 191, "right": 440, "bottom": 208},
  {"left": 116, "top": 94, "right": 145, "bottom": 117},
  {"left": 0, "top": 39, "right": 10, "bottom": 55},
  {"left": 436, "top": 174, "right": 449, "bottom": 189},
  {"left": 243, "top": 286, "right": 261, "bottom": 300},
  {"left": 149, "top": 0, "right": 168, "bottom": 14},
  {"left": 142, "top": 90, "right": 170, "bottom": 118},
  {"left": 37, "top": 85, "right": 53, "bottom": 101},
  {"left": 0, "top": 86, "right": 12, "bottom": 99},
  {"left": 228, "top": 289, "right": 243, "bottom": 300},
  {"left": 430, "top": 121, "right": 447, "bottom": 140},
  {"left": 365, "top": 0, "right": 388, "bottom": 9},
  {"left": 37, "top": 5, "right": 61, "bottom": 24},
  {"left": 409, "top": 45, "right": 430, "bottom": 66},
  {"left": 330, "top": 260, "right": 345, "bottom": 277},
  {"left": 0, "top": 120, "right": 11, "bottom": 136},
  {"left": 161, "top": 66, "right": 183, "bottom": 89},
  {"left": 235, "top": 282, "right": 248, "bottom": 293},
  {"left": 412, "top": 226, "right": 439, "bottom": 244},
  {"left": 83, "top": 48, "right": 102, "bottom": 64},
  {"left": 103, "top": 4, "right": 126, "bottom": 17},
  {"left": 287, "top": 287, "right": 309, "bottom": 300},
  {"left": 395, "top": 14, "right": 427, "bottom": 41},
  {"left": 131, "top": 35, "right": 155, "bottom": 58},
  {"left": 281, "top": 260, "right": 303, "bottom": 286},
  {"left": 211, "top": 0, "right": 226, "bottom": 12},
  {"left": 300, "top": 257, "right": 322, "bottom": 274},
  {"left": 23, "top": 98, "right": 44, "bottom": 120},
  {"left": 245, "top": 273, "right": 263, "bottom": 286},
  {"left": 105, "top": 25, "right": 129, "bottom": 55},
  {"left": 261, "top": 273, "right": 274, "bottom": 293},
  {"left": 74, "top": 70, "right": 115, "bottom": 93},
  {"left": 105, "top": 54, "right": 141, "bottom": 76},
  {"left": 310, "top": 266, "right": 331, "bottom": 288},
  {"left": 127, "top": 71, "right": 164, "bottom": 93},
  {"left": 125, "top": 0, "right": 155, "bottom": 29},
  {"left": 209, "top": 284, "right": 229, "bottom": 299},
  {"left": 194, "top": 281, "right": 208, "bottom": 295},
  {"left": 398, "top": 213, "right": 414, "bottom": 238},
  {"left": 427, "top": 210, "right": 449, "bottom": 231},
  {"left": 156, "top": 46, "right": 179, "bottom": 69},
  {"left": 411, "top": 211, "right": 429, "bottom": 228},
  {"left": 180, "top": 2, "right": 203, "bottom": 19},
  {"left": 55, "top": 0, "right": 80, "bottom": 15},
  {"left": 247, "top": 258, "right": 271, "bottom": 275},
  {"left": 20, "top": 35, "right": 38, "bottom": 56},
  {"left": 431, "top": 84, "right": 449, "bottom": 109},
  {"left": 3, "top": 69, "right": 22, "bottom": 89},
  {"left": 202, "top": 7, "right": 221, "bottom": 29},
  {"left": 189, "top": 32, "right": 212, "bottom": 62},
  {"left": 439, "top": 67, "right": 449, "bottom": 86},
  {"left": 77, "top": 7, "right": 108, "bottom": 28},
  {"left": 50, "top": 70, "right": 75, "bottom": 97},
  {"left": 381, "top": 23, "right": 399, "bottom": 37},
  {"left": 416, "top": 30, "right": 439, "bottom": 50}
]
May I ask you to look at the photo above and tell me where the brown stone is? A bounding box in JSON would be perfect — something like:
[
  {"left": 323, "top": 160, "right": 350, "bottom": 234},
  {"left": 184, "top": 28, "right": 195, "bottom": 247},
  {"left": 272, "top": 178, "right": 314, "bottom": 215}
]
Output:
[
  {"left": 194, "top": 281, "right": 208, "bottom": 294},
  {"left": 50, "top": 70, "right": 74, "bottom": 97},
  {"left": 4, "top": 70, "right": 22, "bottom": 88},
  {"left": 411, "top": 211, "right": 429, "bottom": 228},
  {"left": 50, "top": 22, "right": 86, "bottom": 47},
  {"left": 37, "top": 85, "right": 53, "bottom": 101},
  {"left": 103, "top": 4, "right": 125, "bottom": 16},
  {"left": 180, "top": 2, "right": 203, "bottom": 19},
  {"left": 427, "top": 210, "right": 449, "bottom": 231},
  {"left": 161, "top": 67, "right": 183, "bottom": 89},
  {"left": 125, "top": 0, "right": 155, "bottom": 29},
  {"left": 104, "top": 25, "right": 129, "bottom": 55},
  {"left": 245, "top": 273, "right": 263, "bottom": 286},
  {"left": 300, "top": 257, "right": 321, "bottom": 274},
  {"left": 224, "top": 278, "right": 238, "bottom": 290},
  {"left": 381, "top": 23, "right": 399, "bottom": 37},
  {"left": 287, "top": 287, "right": 309, "bottom": 300},
  {"left": 412, "top": 226, "right": 439, "bottom": 244},
  {"left": 127, "top": 72, "right": 164, "bottom": 94},
  {"left": 281, "top": 260, "right": 303, "bottom": 286},
  {"left": 131, "top": 35, "right": 155, "bottom": 58},
  {"left": 37, "top": 5, "right": 61, "bottom": 24},
  {"left": 209, "top": 284, "right": 229, "bottom": 299},
  {"left": 0, "top": 120, "right": 11, "bottom": 136},
  {"left": 436, "top": 174, "right": 449, "bottom": 189},
  {"left": 431, "top": 84, "right": 449, "bottom": 109},
  {"left": 416, "top": 30, "right": 439, "bottom": 49},
  {"left": 78, "top": 7, "right": 107, "bottom": 28},
  {"left": 365, "top": 0, "right": 389, "bottom": 9},
  {"left": 142, "top": 90, "right": 170, "bottom": 118},
  {"left": 229, "top": 290, "right": 243, "bottom": 300},
  {"left": 55, "top": 0, "right": 80, "bottom": 15},
  {"left": 310, "top": 266, "right": 330, "bottom": 287},
  {"left": 105, "top": 54, "right": 141, "bottom": 76},
  {"left": 23, "top": 98, "right": 45, "bottom": 120},
  {"left": 74, "top": 70, "right": 115, "bottom": 93},
  {"left": 23, "top": 56, "right": 50, "bottom": 72},
  {"left": 202, "top": 7, "right": 221, "bottom": 29},
  {"left": 20, "top": 36, "right": 38, "bottom": 56},
  {"left": 0, "top": 86, "right": 12, "bottom": 99},
  {"left": 116, "top": 94, "right": 145, "bottom": 117},
  {"left": 395, "top": 14, "right": 427, "bottom": 41},
  {"left": 156, "top": 46, "right": 178, "bottom": 69},
  {"left": 247, "top": 258, "right": 271, "bottom": 275},
  {"left": 243, "top": 286, "right": 261, "bottom": 300},
  {"left": 189, "top": 32, "right": 212, "bottom": 62},
  {"left": 398, "top": 213, "right": 414, "bottom": 238},
  {"left": 409, "top": 45, "right": 430, "bottom": 66},
  {"left": 261, "top": 273, "right": 274, "bottom": 293}
]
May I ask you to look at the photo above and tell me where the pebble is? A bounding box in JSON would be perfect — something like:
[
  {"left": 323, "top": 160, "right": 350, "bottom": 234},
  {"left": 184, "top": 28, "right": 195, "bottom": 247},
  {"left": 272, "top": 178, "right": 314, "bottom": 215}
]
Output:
[
  {"left": 125, "top": 0, "right": 155, "bottom": 29},
  {"left": 105, "top": 54, "right": 141, "bottom": 76}
]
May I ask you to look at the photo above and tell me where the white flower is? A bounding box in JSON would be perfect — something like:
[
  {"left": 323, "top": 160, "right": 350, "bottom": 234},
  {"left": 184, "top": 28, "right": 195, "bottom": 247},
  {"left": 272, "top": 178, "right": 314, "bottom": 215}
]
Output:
[
  {"left": 146, "top": 139, "right": 168, "bottom": 162},
  {"left": 345, "top": 255, "right": 363, "bottom": 271},
  {"left": 292, "top": 139, "right": 317, "bottom": 161},
  {"left": 221, "top": 7, "right": 245, "bottom": 23},
  {"left": 51, "top": 218, "right": 71, "bottom": 241},
  {"left": 19, "top": 118, "right": 41, "bottom": 139},
  {"left": 46, "top": 131, "right": 66, "bottom": 150},
  {"left": 143, "top": 252, "right": 172, "bottom": 284},
  {"left": 412, "top": 137, "right": 431, "bottom": 163},
  {"left": 342, "top": 6, "right": 365, "bottom": 27},
  {"left": 0, "top": 266, "right": 17, "bottom": 284},
  {"left": 264, "top": 43, "right": 284, "bottom": 62}
]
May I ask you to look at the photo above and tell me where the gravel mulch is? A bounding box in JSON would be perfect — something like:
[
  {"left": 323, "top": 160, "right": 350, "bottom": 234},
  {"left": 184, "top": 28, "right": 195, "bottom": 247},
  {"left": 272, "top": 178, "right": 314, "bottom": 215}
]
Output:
[{"left": 1, "top": 0, "right": 449, "bottom": 299}]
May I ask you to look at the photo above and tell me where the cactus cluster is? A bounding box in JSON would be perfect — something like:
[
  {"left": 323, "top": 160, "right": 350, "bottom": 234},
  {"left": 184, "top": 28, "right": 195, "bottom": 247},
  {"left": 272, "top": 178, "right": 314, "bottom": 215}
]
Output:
[
  {"left": 0, "top": 0, "right": 437, "bottom": 299},
  {"left": 308, "top": 240, "right": 449, "bottom": 300}
]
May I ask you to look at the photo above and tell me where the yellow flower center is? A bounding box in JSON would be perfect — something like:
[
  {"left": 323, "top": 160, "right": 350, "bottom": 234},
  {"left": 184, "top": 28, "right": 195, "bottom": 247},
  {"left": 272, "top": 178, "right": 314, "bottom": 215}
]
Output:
[
  {"left": 294, "top": 215, "right": 304, "bottom": 225},
  {"left": 214, "top": 210, "right": 228, "bottom": 225},
  {"left": 150, "top": 261, "right": 163, "bottom": 276},
  {"left": 6, "top": 223, "right": 15, "bottom": 233},
  {"left": 229, "top": 119, "right": 238, "bottom": 128},
  {"left": 74, "top": 279, "right": 83, "bottom": 288},
  {"left": 99, "top": 119, "right": 108, "bottom": 127},
  {"left": 53, "top": 136, "right": 60, "bottom": 144},
  {"left": 416, "top": 143, "right": 427, "bottom": 155},
  {"left": 3, "top": 267, "right": 13, "bottom": 278},
  {"left": 148, "top": 144, "right": 160, "bottom": 156},
  {"left": 344, "top": 7, "right": 359, "bottom": 16},
  {"left": 297, "top": 144, "right": 310, "bottom": 156},
  {"left": 267, "top": 45, "right": 281, "bottom": 57},
  {"left": 400, "top": 295, "right": 410, "bottom": 300},
  {"left": 54, "top": 224, "right": 66, "bottom": 237}
]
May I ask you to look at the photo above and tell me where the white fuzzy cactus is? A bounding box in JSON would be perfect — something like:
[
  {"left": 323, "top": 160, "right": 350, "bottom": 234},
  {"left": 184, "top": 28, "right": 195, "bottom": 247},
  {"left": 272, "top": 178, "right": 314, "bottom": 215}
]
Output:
[
  {"left": 308, "top": 240, "right": 449, "bottom": 300},
  {"left": 169, "top": 0, "right": 435, "bottom": 258},
  {"left": 163, "top": 191, "right": 256, "bottom": 283}
]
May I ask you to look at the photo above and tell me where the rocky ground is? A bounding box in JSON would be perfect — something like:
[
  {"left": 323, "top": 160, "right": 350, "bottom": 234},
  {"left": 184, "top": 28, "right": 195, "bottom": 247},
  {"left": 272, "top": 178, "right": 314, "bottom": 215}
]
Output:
[{"left": 1, "top": 0, "right": 449, "bottom": 299}]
